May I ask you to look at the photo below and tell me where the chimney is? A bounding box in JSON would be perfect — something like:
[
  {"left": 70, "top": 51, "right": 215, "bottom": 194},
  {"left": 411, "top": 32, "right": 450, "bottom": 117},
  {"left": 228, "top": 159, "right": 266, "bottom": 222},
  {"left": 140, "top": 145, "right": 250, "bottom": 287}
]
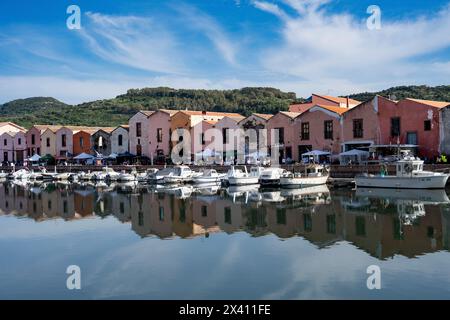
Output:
[{"left": 346, "top": 96, "right": 349, "bottom": 109}]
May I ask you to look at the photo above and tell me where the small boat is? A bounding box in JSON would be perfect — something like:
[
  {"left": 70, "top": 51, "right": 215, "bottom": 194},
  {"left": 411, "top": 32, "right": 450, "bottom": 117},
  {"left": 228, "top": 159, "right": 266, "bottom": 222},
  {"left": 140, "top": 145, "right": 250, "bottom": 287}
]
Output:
[
  {"left": 117, "top": 169, "right": 137, "bottom": 182},
  {"left": 10, "top": 168, "right": 31, "bottom": 180},
  {"left": 280, "top": 165, "right": 329, "bottom": 188},
  {"left": 259, "top": 167, "right": 287, "bottom": 187},
  {"left": 136, "top": 168, "right": 159, "bottom": 182},
  {"left": 55, "top": 172, "right": 78, "bottom": 181},
  {"left": 41, "top": 167, "right": 59, "bottom": 180},
  {"left": 226, "top": 166, "right": 264, "bottom": 185},
  {"left": 355, "top": 156, "right": 449, "bottom": 189},
  {"left": 163, "top": 166, "right": 196, "bottom": 184},
  {"left": 192, "top": 169, "right": 226, "bottom": 184},
  {"left": 0, "top": 171, "right": 8, "bottom": 179},
  {"left": 96, "top": 167, "right": 120, "bottom": 181},
  {"left": 148, "top": 167, "right": 174, "bottom": 183}
]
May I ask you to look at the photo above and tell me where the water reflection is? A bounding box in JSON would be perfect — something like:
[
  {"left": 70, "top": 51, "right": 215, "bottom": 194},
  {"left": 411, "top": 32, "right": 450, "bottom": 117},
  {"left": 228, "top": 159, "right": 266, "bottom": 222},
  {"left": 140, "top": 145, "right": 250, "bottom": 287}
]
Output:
[{"left": 1, "top": 181, "right": 450, "bottom": 260}]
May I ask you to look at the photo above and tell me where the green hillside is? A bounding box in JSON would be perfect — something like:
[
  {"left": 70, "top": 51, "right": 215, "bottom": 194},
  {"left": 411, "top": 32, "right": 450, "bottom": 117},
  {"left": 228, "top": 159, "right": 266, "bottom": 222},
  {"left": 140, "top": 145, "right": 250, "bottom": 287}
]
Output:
[{"left": 1, "top": 85, "right": 450, "bottom": 129}]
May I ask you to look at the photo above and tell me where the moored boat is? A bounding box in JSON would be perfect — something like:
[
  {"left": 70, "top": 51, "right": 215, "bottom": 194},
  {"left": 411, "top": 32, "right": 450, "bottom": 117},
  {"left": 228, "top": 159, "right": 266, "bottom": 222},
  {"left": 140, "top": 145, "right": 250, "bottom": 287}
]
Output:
[
  {"left": 259, "top": 167, "right": 287, "bottom": 187},
  {"left": 280, "top": 165, "right": 329, "bottom": 188},
  {"left": 192, "top": 169, "right": 226, "bottom": 184},
  {"left": 355, "top": 156, "right": 449, "bottom": 189},
  {"left": 226, "top": 166, "right": 263, "bottom": 186}
]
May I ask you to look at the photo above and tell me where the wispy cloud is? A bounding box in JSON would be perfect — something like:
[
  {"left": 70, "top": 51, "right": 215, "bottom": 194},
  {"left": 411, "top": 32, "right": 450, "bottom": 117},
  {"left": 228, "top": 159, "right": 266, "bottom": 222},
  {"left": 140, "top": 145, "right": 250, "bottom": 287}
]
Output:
[
  {"left": 252, "top": 0, "right": 450, "bottom": 94},
  {"left": 79, "top": 12, "right": 184, "bottom": 74},
  {"left": 173, "top": 4, "right": 239, "bottom": 66}
]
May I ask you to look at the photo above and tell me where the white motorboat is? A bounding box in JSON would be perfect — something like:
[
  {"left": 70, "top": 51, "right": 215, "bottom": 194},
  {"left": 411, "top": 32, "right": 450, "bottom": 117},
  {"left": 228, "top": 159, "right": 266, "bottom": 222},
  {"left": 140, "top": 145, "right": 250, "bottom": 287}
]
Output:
[
  {"left": 355, "top": 156, "right": 449, "bottom": 189},
  {"left": 192, "top": 169, "right": 226, "bottom": 184},
  {"left": 280, "top": 184, "right": 331, "bottom": 203},
  {"left": 163, "top": 166, "right": 196, "bottom": 184},
  {"left": 55, "top": 172, "right": 78, "bottom": 181},
  {"left": 259, "top": 167, "right": 287, "bottom": 187},
  {"left": 355, "top": 187, "right": 450, "bottom": 204},
  {"left": 260, "top": 191, "right": 286, "bottom": 203},
  {"left": 96, "top": 167, "right": 120, "bottom": 181},
  {"left": 10, "top": 169, "right": 31, "bottom": 180},
  {"left": 117, "top": 168, "right": 137, "bottom": 182},
  {"left": 226, "top": 166, "right": 264, "bottom": 185},
  {"left": 41, "top": 167, "right": 59, "bottom": 180},
  {"left": 148, "top": 167, "right": 174, "bottom": 183},
  {"left": 280, "top": 165, "right": 329, "bottom": 188},
  {"left": 0, "top": 171, "right": 8, "bottom": 179},
  {"left": 136, "top": 168, "right": 159, "bottom": 182},
  {"left": 28, "top": 169, "right": 44, "bottom": 180}
]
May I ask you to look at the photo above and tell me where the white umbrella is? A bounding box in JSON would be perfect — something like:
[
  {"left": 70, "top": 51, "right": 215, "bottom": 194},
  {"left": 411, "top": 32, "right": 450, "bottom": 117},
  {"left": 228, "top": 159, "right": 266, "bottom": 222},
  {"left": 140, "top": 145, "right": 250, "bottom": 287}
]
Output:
[
  {"left": 27, "top": 154, "right": 41, "bottom": 162},
  {"left": 74, "top": 153, "right": 94, "bottom": 160}
]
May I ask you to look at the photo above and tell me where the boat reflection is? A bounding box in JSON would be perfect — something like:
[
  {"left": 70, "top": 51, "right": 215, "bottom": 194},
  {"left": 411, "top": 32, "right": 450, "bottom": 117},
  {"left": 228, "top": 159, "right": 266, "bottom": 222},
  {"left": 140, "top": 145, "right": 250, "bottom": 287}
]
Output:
[{"left": 1, "top": 182, "right": 450, "bottom": 260}]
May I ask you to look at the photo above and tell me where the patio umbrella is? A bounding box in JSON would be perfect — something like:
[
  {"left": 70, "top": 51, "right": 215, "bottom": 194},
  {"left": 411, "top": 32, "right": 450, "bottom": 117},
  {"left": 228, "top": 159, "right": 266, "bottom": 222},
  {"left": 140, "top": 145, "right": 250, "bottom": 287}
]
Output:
[{"left": 27, "top": 154, "right": 41, "bottom": 162}]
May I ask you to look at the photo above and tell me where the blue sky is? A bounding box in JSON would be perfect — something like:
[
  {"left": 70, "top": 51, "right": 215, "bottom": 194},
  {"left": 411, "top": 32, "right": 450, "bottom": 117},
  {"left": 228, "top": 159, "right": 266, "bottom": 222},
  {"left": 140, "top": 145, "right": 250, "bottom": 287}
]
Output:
[{"left": 1, "top": 0, "right": 450, "bottom": 104}]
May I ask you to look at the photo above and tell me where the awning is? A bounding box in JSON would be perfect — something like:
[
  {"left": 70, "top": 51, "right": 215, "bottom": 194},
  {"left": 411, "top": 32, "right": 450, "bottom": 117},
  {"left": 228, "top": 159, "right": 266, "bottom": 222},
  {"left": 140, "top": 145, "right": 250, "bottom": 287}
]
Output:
[
  {"left": 27, "top": 154, "right": 41, "bottom": 162},
  {"left": 73, "top": 152, "right": 94, "bottom": 160},
  {"left": 302, "top": 150, "right": 331, "bottom": 157},
  {"left": 339, "top": 149, "right": 369, "bottom": 156}
]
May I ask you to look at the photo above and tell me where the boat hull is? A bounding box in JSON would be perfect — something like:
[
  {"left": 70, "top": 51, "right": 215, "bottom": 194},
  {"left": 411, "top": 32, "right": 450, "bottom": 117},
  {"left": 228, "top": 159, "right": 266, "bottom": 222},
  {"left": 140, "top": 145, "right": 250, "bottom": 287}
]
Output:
[
  {"left": 227, "top": 177, "right": 259, "bottom": 185},
  {"left": 355, "top": 175, "right": 449, "bottom": 189},
  {"left": 280, "top": 175, "right": 329, "bottom": 188}
]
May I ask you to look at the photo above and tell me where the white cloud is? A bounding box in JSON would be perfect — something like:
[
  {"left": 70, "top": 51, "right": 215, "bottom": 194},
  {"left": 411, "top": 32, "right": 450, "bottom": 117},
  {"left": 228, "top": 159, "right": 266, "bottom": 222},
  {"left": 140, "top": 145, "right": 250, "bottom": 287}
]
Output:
[
  {"left": 79, "top": 12, "right": 184, "bottom": 74},
  {"left": 174, "top": 4, "right": 238, "bottom": 66},
  {"left": 252, "top": 0, "right": 450, "bottom": 95}
]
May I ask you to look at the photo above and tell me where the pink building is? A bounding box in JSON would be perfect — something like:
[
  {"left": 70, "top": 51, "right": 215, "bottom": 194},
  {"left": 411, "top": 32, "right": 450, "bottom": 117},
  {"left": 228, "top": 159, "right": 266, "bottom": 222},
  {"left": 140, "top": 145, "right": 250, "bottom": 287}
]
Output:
[
  {"left": 191, "top": 120, "right": 218, "bottom": 157},
  {"left": 290, "top": 94, "right": 360, "bottom": 113},
  {"left": 342, "top": 96, "right": 448, "bottom": 160},
  {"left": 128, "top": 111, "right": 154, "bottom": 157},
  {"left": 0, "top": 130, "right": 27, "bottom": 164},
  {"left": 147, "top": 109, "right": 178, "bottom": 158},
  {"left": 294, "top": 105, "right": 347, "bottom": 160},
  {"left": 26, "top": 125, "right": 61, "bottom": 156},
  {"left": 267, "top": 111, "right": 301, "bottom": 163},
  {"left": 214, "top": 115, "right": 245, "bottom": 161},
  {"left": 55, "top": 127, "right": 75, "bottom": 160}
]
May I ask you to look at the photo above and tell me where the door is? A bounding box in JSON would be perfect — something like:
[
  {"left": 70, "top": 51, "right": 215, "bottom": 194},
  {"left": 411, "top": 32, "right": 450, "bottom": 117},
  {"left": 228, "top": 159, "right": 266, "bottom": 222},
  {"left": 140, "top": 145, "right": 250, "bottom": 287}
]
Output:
[
  {"left": 136, "top": 144, "right": 142, "bottom": 156},
  {"left": 3, "top": 152, "right": 8, "bottom": 163},
  {"left": 286, "top": 146, "right": 292, "bottom": 161}
]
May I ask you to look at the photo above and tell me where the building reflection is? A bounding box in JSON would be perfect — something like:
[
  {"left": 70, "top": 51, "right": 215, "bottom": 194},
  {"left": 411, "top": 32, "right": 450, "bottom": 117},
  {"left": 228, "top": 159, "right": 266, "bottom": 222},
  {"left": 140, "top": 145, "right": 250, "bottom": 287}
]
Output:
[{"left": 1, "top": 181, "right": 450, "bottom": 260}]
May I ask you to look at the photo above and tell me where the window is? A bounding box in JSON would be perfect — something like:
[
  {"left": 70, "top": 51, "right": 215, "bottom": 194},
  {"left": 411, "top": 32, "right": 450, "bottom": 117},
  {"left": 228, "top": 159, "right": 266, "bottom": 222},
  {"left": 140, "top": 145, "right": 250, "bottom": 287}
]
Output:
[
  {"left": 118, "top": 134, "right": 123, "bottom": 146},
  {"left": 79, "top": 136, "right": 84, "bottom": 148},
  {"left": 391, "top": 117, "right": 400, "bottom": 137},
  {"left": 324, "top": 120, "right": 333, "bottom": 140},
  {"left": 222, "top": 128, "right": 229, "bottom": 144},
  {"left": 157, "top": 128, "right": 163, "bottom": 143},
  {"left": 201, "top": 205, "right": 208, "bottom": 217},
  {"left": 326, "top": 214, "right": 336, "bottom": 234},
  {"left": 3, "top": 139, "right": 6, "bottom": 146},
  {"left": 424, "top": 120, "right": 431, "bottom": 131},
  {"left": 224, "top": 207, "right": 231, "bottom": 224},
  {"left": 353, "top": 119, "right": 363, "bottom": 138},
  {"left": 120, "top": 202, "right": 124, "bottom": 213},
  {"left": 31, "top": 134, "right": 35, "bottom": 145},
  {"left": 276, "top": 208, "right": 286, "bottom": 225},
  {"left": 355, "top": 216, "right": 366, "bottom": 237},
  {"left": 200, "top": 133, "right": 205, "bottom": 145},
  {"left": 138, "top": 211, "right": 144, "bottom": 226},
  {"left": 48, "top": 200, "right": 52, "bottom": 210},
  {"left": 46, "top": 138, "right": 50, "bottom": 147},
  {"left": 62, "top": 134, "right": 66, "bottom": 147},
  {"left": 136, "top": 122, "right": 142, "bottom": 137},
  {"left": 301, "top": 122, "right": 310, "bottom": 140},
  {"left": 18, "top": 138, "right": 21, "bottom": 145},
  {"left": 159, "top": 207, "right": 164, "bottom": 221},
  {"left": 275, "top": 128, "right": 284, "bottom": 144},
  {"left": 63, "top": 200, "right": 68, "bottom": 214},
  {"left": 303, "top": 214, "right": 312, "bottom": 232}
]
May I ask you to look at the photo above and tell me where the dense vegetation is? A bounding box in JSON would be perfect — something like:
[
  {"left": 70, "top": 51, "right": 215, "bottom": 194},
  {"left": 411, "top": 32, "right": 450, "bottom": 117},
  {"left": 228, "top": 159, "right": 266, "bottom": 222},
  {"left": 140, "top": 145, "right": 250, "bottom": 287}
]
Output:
[
  {"left": 348, "top": 85, "right": 450, "bottom": 102},
  {"left": 0, "top": 87, "right": 299, "bottom": 128},
  {"left": 1, "top": 85, "right": 449, "bottom": 128}
]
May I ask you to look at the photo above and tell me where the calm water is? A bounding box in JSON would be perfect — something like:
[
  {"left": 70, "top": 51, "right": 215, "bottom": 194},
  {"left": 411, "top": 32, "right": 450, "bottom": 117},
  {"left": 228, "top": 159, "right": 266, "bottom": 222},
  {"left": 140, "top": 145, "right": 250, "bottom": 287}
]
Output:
[{"left": 1, "top": 181, "right": 450, "bottom": 300}]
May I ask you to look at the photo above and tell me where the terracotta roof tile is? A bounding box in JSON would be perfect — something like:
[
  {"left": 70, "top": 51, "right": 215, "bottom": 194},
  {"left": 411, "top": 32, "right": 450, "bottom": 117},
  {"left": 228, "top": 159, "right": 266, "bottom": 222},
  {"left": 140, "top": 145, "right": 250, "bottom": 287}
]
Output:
[{"left": 406, "top": 98, "right": 450, "bottom": 108}]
